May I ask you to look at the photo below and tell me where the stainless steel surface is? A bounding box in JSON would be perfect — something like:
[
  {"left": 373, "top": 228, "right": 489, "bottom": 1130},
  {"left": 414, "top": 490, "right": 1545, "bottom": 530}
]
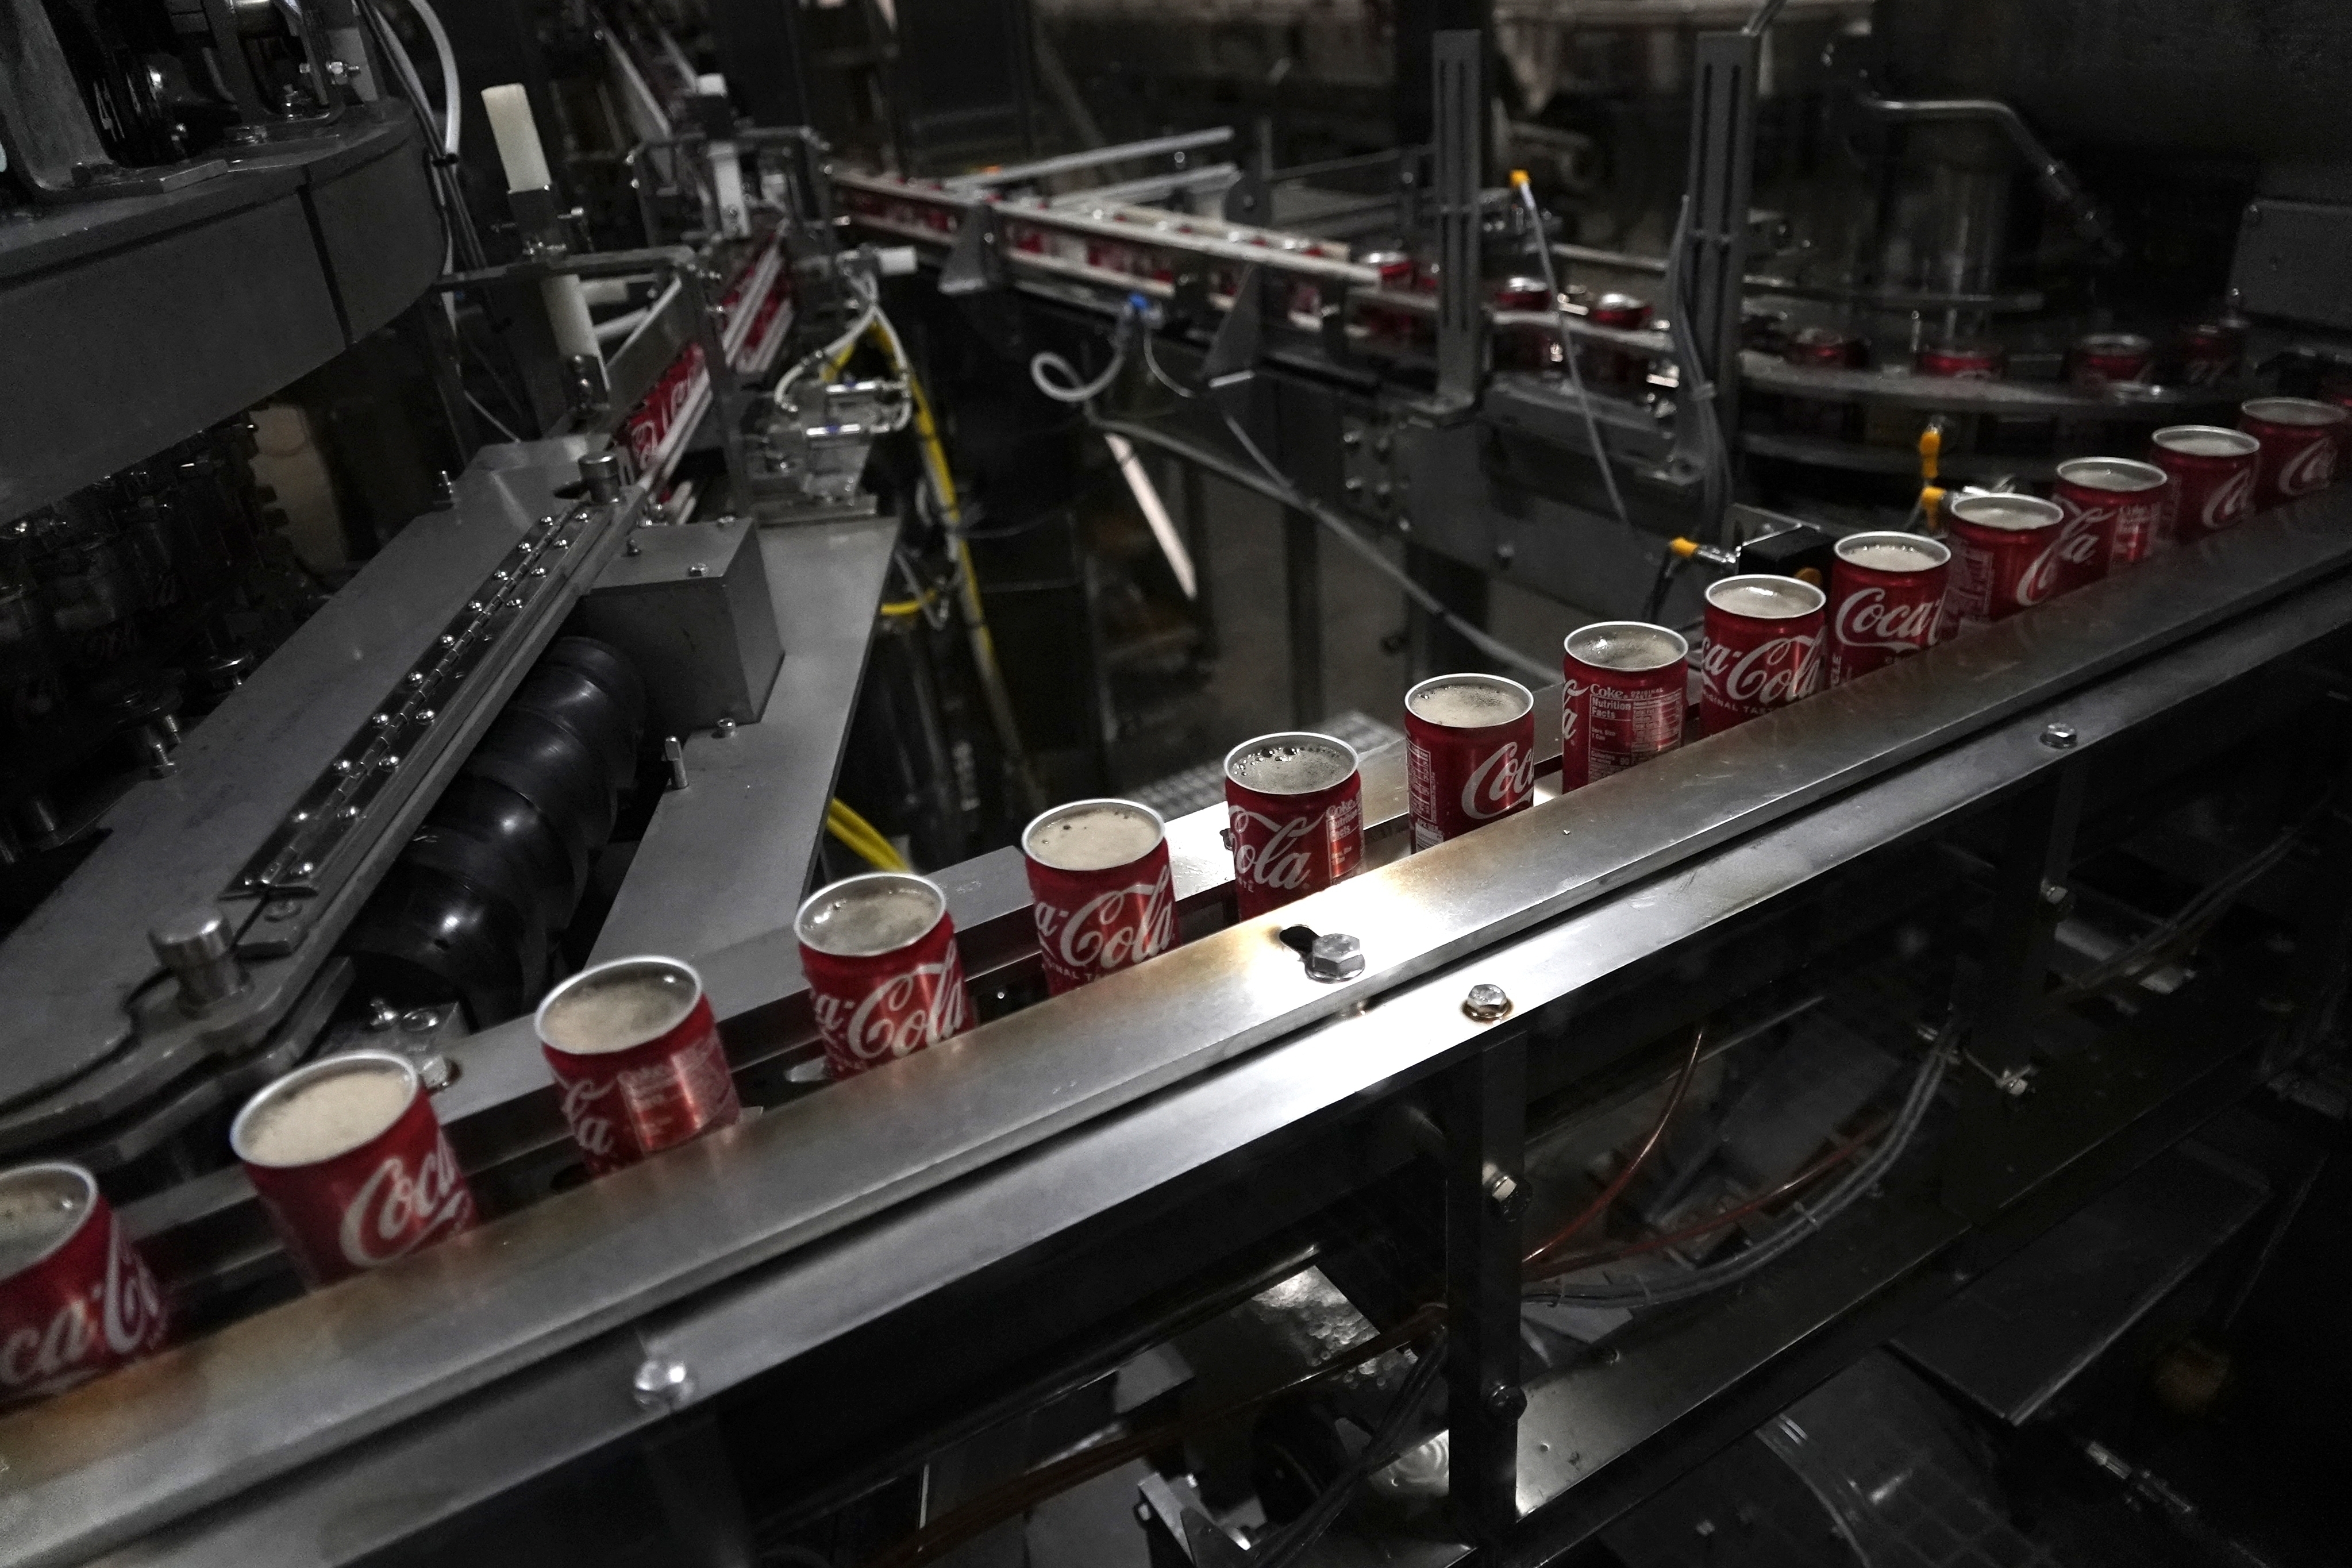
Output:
[
  {"left": 10, "top": 496, "right": 2351, "bottom": 1568},
  {"left": 1739, "top": 352, "right": 2236, "bottom": 414},
  {"left": 148, "top": 908, "right": 247, "bottom": 1014},
  {"left": 1892, "top": 1139, "right": 2268, "bottom": 1423},
  {"left": 943, "top": 126, "right": 1235, "bottom": 191},
  {"left": 589, "top": 516, "right": 898, "bottom": 962},
  {"left": 0, "top": 440, "right": 632, "bottom": 1148},
  {"left": 573, "top": 515, "right": 784, "bottom": 737}
]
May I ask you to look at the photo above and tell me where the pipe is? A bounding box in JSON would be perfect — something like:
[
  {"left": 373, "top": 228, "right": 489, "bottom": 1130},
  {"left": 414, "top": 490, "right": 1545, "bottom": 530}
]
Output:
[{"left": 1854, "top": 91, "right": 2116, "bottom": 255}]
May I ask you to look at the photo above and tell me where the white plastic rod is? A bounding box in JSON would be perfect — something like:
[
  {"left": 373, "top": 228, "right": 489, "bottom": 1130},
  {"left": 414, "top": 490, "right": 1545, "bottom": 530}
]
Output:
[
  {"left": 1104, "top": 433, "right": 1197, "bottom": 600},
  {"left": 480, "top": 83, "right": 599, "bottom": 367}
]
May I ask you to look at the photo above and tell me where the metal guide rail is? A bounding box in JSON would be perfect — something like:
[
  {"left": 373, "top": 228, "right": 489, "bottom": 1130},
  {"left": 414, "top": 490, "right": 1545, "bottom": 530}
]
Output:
[{"left": 6, "top": 499, "right": 2352, "bottom": 1566}]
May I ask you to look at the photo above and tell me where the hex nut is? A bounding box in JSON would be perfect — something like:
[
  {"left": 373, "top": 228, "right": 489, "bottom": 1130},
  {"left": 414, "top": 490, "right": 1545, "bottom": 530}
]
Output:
[{"left": 1462, "top": 984, "right": 1512, "bottom": 1022}]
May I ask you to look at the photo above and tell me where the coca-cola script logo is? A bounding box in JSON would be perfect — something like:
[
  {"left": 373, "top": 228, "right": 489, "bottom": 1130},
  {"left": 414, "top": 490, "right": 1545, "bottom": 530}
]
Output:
[
  {"left": 2014, "top": 538, "right": 2065, "bottom": 608},
  {"left": 1459, "top": 741, "right": 1535, "bottom": 821},
  {"left": 1833, "top": 586, "right": 1939, "bottom": 653},
  {"left": 2055, "top": 506, "right": 2110, "bottom": 566},
  {"left": 1702, "top": 632, "right": 1822, "bottom": 710},
  {"left": 1231, "top": 807, "right": 1321, "bottom": 893},
  {"left": 560, "top": 1075, "right": 622, "bottom": 1164},
  {"left": 1560, "top": 680, "right": 1584, "bottom": 750},
  {"left": 1, "top": 1214, "right": 167, "bottom": 1398},
  {"left": 814, "top": 957, "right": 970, "bottom": 1067},
  {"left": 2204, "top": 466, "right": 2256, "bottom": 529},
  {"left": 337, "top": 1135, "right": 474, "bottom": 1270},
  {"left": 1036, "top": 865, "right": 1175, "bottom": 976},
  {"left": 2277, "top": 437, "right": 2339, "bottom": 496}
]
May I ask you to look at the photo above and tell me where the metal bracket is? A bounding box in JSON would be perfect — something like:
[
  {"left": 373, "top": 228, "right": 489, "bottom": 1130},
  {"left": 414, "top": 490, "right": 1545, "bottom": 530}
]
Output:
[{"left": 939, "top": 202, "right": 1009, "bottom": 296}]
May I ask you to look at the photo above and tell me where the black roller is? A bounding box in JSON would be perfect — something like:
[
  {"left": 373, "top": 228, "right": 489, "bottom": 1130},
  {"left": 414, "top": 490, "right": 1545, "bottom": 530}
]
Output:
[
  {"left": 341, "top": 860, "right": 531, "bottom": 1027},
  {"left": 457, "top": 707, "right": 614, "bottom": 887},
  {"left": 539, "top": 637, "right": 646, "bottom": 749},
  {"left": 427, "top": 775, "right": 580, "bottom": 926},
  {"left": 398, "top": 823, "right": 551, "bottom": 997},
  {"left": 508, "top": 662, "right": 637, "bottom": 798}
]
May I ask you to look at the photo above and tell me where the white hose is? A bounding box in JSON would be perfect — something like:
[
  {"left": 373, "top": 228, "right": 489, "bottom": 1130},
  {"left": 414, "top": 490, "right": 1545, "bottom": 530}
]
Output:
[{"left": 405, "top": 0, "right": 461, "bottom": 158}]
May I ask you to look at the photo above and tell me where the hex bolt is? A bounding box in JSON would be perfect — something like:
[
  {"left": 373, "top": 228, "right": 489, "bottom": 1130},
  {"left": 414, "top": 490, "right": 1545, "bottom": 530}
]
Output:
[
  {"left": 1484, "top": 1169, "right": 1530, "bottom": 1221},
  {"left": 2040, "top": 722, "right": 2078, "bottom": 750},
  {"left": 364, "top": 997, "right": 399, "bottom": 1031},
  {"left": 632, "top": 1357, "right": 695, "bottom": 1410},
  {"left": 1462, "top": 984, "right": 1512, "bottom": 1022},
  {"left": 686, "top": 563, "right": 707, "bottom": 577},
  {"left": 1304, "top": 931, "right": 1364, "bottom": 983},
  {"left": 1484, "top": 1382, "right": 1527, "bottom": 1420},
  {"left": 413, "top": 1054, "right": 457, "bottom": 1092},
  {"left": 148, "top": 907, "right": 248, "bottom": 1015},
  {"left": 714, "top": 716, "right": 737, "bottom": 738}
]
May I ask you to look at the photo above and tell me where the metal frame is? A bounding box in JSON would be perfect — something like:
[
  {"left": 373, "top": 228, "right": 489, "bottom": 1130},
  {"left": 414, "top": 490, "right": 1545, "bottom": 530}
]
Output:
[{"left": 12, "top": 490, "right": 2352, "bottom": 1566}]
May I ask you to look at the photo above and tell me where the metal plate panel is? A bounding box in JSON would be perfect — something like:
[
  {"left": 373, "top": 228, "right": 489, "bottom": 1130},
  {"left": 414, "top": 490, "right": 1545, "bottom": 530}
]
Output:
[
  {"left": 0, "top": 442, "right": 609, "bottom": 1124},
  {"left": 2230, "top": 198, "right": 2352, "bottom": 331},
  {"left": 1892, "top": 1140, "right": 2268, "bottom": 1423},
  {"left": 304, "top": 134, "right": 444, "bottom": 339},
  {"left": 588, "top": 517, "right": 898, "bottom": 962}
]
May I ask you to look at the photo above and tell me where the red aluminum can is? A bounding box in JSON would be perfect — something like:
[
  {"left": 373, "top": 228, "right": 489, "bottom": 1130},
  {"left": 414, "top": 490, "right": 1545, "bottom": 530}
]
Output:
[
  {"left": 796, "top": 873, "right": 970, "bottom": 1078},
  {"left": 1223, "top": 731, "right": 1364, "bottom": 918},
  {"left": 1021, "top": 799, "right": 1176, "bottom": 995},
  {"left": 1586, "top": 292, "right": 1654, "bottom": 391},
  {"left": 1826, "top": 533, "right": 1950, "bottom": 684},
  {"left": 2177, "top": 318, "right": 2244, "bottom": 387},
  {"left": 2149, "top": 425, "right": 2260, "bottom": 540},
  {"left": 1561, "top": 622, "right": 1687, "bottom": 789},
  {"left": 1363, "top": 249, "right": 1415, "bottom": 291},
  {"left": 2240, "top": 396, "right": 2348, "bottom": 508},
  {"left": 1403, "top": 675, "right": 1535, "bottom": 849},
  {"left": 1944, "top": 492, "right": 2066, "bottom": 628},
  {"left": 536, "top": 956, "right": 742, "bottom": 1174},
  {"left": 0, "top": 1162, "right": 169, "bottom": 1408},
  {"left": 231, "top": 1051, "right": 476, "bottom": 1288},
  {"left": 2054, "top": 457, "right": 2170, "bottom": 575},
  {"left": 1699, "top": 575, "right": 1827, "bottom": 734},
  {"left": 1783, "top": 326, "right": 1861, "bottom": 437},
  {"left": 2068, "top": 333, "right": 2154, "bottom": 390},
  {"left": 1915, "top": 341, "right": 2005, "bottom": 380},
  {"left": 1492, "top": 276, "right": 1551, "bottom": 311}
]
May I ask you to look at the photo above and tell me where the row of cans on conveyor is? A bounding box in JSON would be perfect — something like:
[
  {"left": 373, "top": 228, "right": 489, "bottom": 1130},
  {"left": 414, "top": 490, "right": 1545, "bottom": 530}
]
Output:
[{"left": 9, "top": 392, "right": 2339, "bottom": 1408}]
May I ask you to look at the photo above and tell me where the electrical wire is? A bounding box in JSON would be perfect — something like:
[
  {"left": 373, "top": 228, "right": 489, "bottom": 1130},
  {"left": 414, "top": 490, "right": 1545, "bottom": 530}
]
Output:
[
  {"left": 1522, "top": 1022, "right": 1708, "bottom": 1269},
  {"left": 1660, "top": 193, "right": 1735, "bottom": 537},
  {"left": 1538, "top": 1111, "right": 1892, "bottom": 1276},
  {"left": 1094, "top": 414, "right": 1557, "bottom": 685},
  {"left": 1250, "top": 1327, "right": 1452, "bottom": 1568},
  {"left": 1029, "top": 302, "right": 1140, "bottom": 404},
  {"left": 861, "top": 1303, "right": 1445, "bottom": 1567},
  {"left": 464, "top": 391, "right": 521, "bottom": 443},
  {"left": 1513, "top": 171, "right": 1634, "bottom": 533},
  {"left": 1526, "top": 1019, "right": 1953, "bottom": 1303},
  {"left": 826, "top": 798, "right": 910, "bottom": 872}
]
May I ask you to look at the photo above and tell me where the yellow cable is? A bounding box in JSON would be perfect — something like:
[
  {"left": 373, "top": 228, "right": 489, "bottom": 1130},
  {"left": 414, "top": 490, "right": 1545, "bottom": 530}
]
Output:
[{"left": 826, "top": 798, "right": 910, "bottom": 872}]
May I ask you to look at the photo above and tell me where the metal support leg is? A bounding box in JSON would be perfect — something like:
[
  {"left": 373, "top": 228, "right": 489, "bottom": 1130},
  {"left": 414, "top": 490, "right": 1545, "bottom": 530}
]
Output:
[
  {"left": 1285, "top": 506, "right": 1323, "bottom": 727},
  {"left": 641, "top": 1416, "right": 754, "bottom": 1568},
  {"left": 1680, "top": 32, "right": 1761, "bottom": 529},
  {"left": 1944, "top": 759, "right": 2085, "bottom": 1215},
  {"left": 1406, "top": 545, "right": 1492, "bottom": 680},
  {"left": 1431, "top": 30, "right": 1487, "bottom": 412},
  {"left": 1181, "top": 460, "right": 1219, "bottom": 661},
  {"left": 1443, "top": 1034, "right": 1527, "bottom": 1546}
]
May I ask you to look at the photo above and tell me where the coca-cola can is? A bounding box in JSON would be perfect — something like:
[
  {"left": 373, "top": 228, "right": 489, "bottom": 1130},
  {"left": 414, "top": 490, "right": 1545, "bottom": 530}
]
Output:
[
  {"left": 1492, "top": 276, "right": 1550, "bottom": 311},
  {"left": 2053, "top": 457, "right": 2170, "bottom": 574},
  {"left": 1022, "top": 799, "right": 1176, "bottom": 995},
  {"left": 1403, "top": 675, "right": 1535, "bottom": 849},
  {"left": 0, "top": 1162, "right": 170, "bottom": 1408},
  {"left": 1915, "top": 341, "right": 2005, "bottom": 380},
  {"left": 796, "top": 872, "right": 969, "bottom": 1078},
  {"left": 1561, "top": 622, "right": 1687, "bottom": 789},
  {"left": 230, "top": 1051, "right": 476, "bottom": 1288},
  {"left": 1826, "top": 533, "right": 1949, "bottom": 684},
  {"left": 2177, "top": 318, "right": 2244, "bottom": 387},
  {"left": 1944, "top": 492, "right": 2066, "bottom": 628},
  {"left": 2240, "top": 396, "right": 2348, "bottom": 508},
  {"left": 2149, "top": 425, "right": 2260, "bottom": 541},
  {"left": 1586, "top": 291, "right": 1654, "bottom": 391},
  {"left": 535, "top": 956, "right": 742, "bottom": 1174},
  {"left": 1699, "top": 575, "right": 1827, "bottom": 734},
  {"left": 1782, "top": 325, "right": 1861, "bottom": 437},
  {"left": 2068, "top": 333, "right": 2153, "bottom": 390},
  {"left": 1223, "top": 731, "right": 1364, "bottom": 918}
]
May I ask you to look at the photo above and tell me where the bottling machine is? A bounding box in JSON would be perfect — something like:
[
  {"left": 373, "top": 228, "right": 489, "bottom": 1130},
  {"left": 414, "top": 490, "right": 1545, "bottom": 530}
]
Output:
[{"left": 0, "top": 1, "right": 2346, "bottom": 1565}]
